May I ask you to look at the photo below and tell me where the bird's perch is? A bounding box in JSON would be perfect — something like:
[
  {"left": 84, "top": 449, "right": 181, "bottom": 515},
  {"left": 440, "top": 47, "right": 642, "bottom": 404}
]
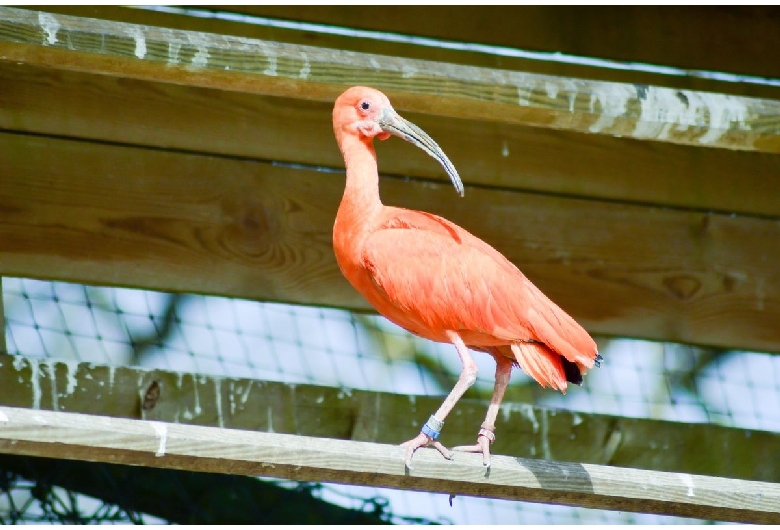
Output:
[{"left": 0, "top": 406, "right": 777, "bottom": 524}]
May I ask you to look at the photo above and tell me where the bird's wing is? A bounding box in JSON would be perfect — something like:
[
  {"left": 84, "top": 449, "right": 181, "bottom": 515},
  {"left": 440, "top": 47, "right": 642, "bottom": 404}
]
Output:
[{"left": 362, "top": 209, "right": 596, "bottom": 366}]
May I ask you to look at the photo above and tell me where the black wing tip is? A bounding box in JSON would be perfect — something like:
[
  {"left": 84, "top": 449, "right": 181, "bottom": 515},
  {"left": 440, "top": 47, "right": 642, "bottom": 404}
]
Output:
[
  {"left": 562, "top": 353, "right": 603, "bottom": 385},
  {"left": 562, "top": 357, "right": 584, "bottom": 385}
]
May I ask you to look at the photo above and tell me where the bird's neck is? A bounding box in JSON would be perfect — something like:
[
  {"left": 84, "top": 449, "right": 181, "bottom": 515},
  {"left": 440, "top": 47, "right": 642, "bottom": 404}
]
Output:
[{"left": 336, "top": 134, "right": 383, "bottom": 230}]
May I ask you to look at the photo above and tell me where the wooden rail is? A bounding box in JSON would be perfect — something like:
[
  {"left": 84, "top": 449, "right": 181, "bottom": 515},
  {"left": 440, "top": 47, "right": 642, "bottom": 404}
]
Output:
[
  {"left": 1, "top": 7, "right": 779, "bottom": 154},
  {"left": 0, "top": 406, "right": 777, "bottom": 523},
  {"left": 218, "top": 6, "right": 780, "bottom": 84},
  {"left": 3, "top": 131, "right": 780, "bottom": 352},
  {"left": 1, "top": 357, "right": 778, "bottom": 484}
]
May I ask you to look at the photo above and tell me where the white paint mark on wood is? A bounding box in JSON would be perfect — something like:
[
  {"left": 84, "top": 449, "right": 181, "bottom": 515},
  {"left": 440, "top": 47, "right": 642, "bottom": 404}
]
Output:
[
  {"left": 516, "top": 86, "right": 531, "bottom": 107},
  {"left": 108, "top": 366, "right": 115, "bottom": 391},
  {"left": 38, "top": 12, "right": 60, "bottom": 45},
  {"left": 228, "top": 380, "right": 236, "bottom": 416},
  {"left": 127, "top": 26, "right": 146, "bottom": 59},
  {"left": 338, "top": 387, "right": 353, "bottom": 399},
  {"left": 192, "top": 47, "right": 209, "bottom": 68},
  {"left": 369, "top": 58, "right": 381, "bottom": 69},
  {"left": 240, "top": 381, "right": 253, "bottom": 405},
  {"left": 299, "top": 52, "right": 310, "bottom": 79},
  {"left": 402, "top": 65, "right": 416, "bottom": 79},
  {"left": 681, "top": 473, "right": 696, "bottom": 497},
  {"left": 214, "top": 378, "right": 224, "bottom": 428},
  {"left": 589, "top": 84, "right": 633, "bottom": 133},
  {"left": 64, "top": 360, "right": 79, "bottom": 396},
  {"left": 267, "top": 406, "right": 275, "bottom": 433},
  {"left": 572, "top": 413, "right": 583, "bottom": 427},
  {"left": 30, "top": 359, "right": 41, "bottom": 410},
  {"left": 544, "top": 82, "right": 558, "bottom": 100},
  {"left": 631, "top": 87, "right": 748, "bottom": 144},
  {"left": 193, "top": 374, "right": 202, "bottom": 416},
  {"left": 501, "top": 140, "right": 509, "bottom": 157},
  {"left": 47, "top": 363, "right": 59, "bottom": 410},
  {"left": 698, "top": 93, "right": 749, "bottom": 145},
  {"left": 519, "top": 404, "right": 539, "bottom": 433},
  {"left": 0, "top": 410, "right": 7, "bottom": 423},
  {"left": 150, "top": 421, "right": 168, "bottom": 457},
  {"left": 168, "top": 42, "right": 181, "bottom": 65},
  {"left": 185, "top": 33, "right": 210, "bottom": 68},
  {"left": 634, "top": 87, "right": 696, "bottom": 140}
]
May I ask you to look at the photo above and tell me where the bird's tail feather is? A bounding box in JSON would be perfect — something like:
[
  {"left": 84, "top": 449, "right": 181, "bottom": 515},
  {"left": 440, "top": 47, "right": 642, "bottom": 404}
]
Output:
[
  {"left": 509, "top": 342, "right": 568, "bottom": 393},
  {"left": 524, "top": 285, "right": 599, "bottom": 369}
]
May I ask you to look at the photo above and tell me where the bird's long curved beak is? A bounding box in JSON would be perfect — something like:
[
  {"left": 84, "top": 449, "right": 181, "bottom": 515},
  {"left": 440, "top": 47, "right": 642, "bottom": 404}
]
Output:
[{"left": 378, "top": 109, "right": 465, "bottom": 197}]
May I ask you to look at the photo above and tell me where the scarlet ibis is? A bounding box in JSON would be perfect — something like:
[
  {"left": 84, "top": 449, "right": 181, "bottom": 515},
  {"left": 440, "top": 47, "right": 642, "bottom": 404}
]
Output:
[{"left": 332, "top": 86, "right": 600, "bottom": 468}]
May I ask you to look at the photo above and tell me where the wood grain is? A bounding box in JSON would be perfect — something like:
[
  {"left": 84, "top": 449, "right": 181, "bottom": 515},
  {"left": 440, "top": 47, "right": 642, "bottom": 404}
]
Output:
[
  {"left": 2, "top": 356, "right": 778, "bottom": 484},
  {"left": 0, "top": 406, "right": 777, "bottom": 523},
  {"left": 2, "top": 132, "right": 780, "bottom": 352},
  {"left": 23, "top": 5, "right": 780, "bottom": 102},
  {"left": 2, "top": 7, "right": 779, "bottom": 153},
  {"left": 3, "top": 63, "right": 780, "bottom": 218}
]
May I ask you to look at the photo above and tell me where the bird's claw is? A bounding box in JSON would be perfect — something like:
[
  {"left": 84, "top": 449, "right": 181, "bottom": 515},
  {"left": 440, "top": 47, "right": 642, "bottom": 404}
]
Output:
[
  {"left": 401, "top": 433, "right": 453, "bottom": 469},
  {"left": 452, "top": 428, "right": 494, "bottom": 467}
]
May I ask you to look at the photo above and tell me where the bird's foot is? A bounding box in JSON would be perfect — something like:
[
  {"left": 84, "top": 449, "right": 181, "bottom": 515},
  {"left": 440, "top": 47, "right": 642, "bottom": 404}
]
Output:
[
  {"left": 401, "top": 415, "right": 453, "bottom": 469},
  {"left": 452, "top": 425, "right": 495, "bottom": 467}
]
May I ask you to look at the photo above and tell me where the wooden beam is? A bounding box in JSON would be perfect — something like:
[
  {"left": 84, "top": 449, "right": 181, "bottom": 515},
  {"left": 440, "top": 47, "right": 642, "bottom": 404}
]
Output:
[
  {"left": 217, "top": 6, "right": 780, "bottom": 83},
  {"left": 3, "top": 63, "right": 780, "bottom": 219},
  {"left": 2, "top": 357, "right": 779, "bottom": 484},
  {"left": 1, "top": 7, "right": 779, "bottom": 153},
  {"left": 0, "top": 406, "right": 777, "bottom": 523},
  {"left": 23, "top": 5, "right": 780, "bottom": 102},
  {"left": 2, "top": 132, "right": 780, "bottom": 352}
]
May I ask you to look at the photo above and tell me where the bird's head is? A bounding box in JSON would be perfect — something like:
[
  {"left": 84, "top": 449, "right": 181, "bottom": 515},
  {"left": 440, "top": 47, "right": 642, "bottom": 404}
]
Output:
[{"left": 333, "top": 86, "right": 464, "bottom": 197}]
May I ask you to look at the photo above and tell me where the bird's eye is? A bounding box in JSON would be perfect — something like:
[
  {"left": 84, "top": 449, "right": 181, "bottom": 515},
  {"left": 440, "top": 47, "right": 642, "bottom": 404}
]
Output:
[{"left": 360, "top": 101, "right": 371, "bottom": 111}]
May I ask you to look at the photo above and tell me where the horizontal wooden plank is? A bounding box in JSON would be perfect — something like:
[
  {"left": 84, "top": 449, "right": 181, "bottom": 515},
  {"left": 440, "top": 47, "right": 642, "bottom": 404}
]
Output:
[
  {"left": 2, "top": 356, "right": 778, "bottom": 484},
  {"left": 0, "top": 406, "right": 777, "bottom": 523},
  {"left": 3, "top": 63, "right": 780, "bottom": 219},
  {"left": 2, "top": 7, "right": 779, "bottom": 154},
  {"left": 24, "top": 5, "right": 780, "bottom": 102},
  {"left": 219, "top": 6, "right": 780, "bottom": 83},
  {"left": 2, "top": 132, "right": 780, "bottom": 351}
]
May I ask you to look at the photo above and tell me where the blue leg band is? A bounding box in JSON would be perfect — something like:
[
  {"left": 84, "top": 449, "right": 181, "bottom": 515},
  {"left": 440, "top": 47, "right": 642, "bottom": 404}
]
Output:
[{"left": 421, "top": 415, "right": 444, "bottom": 440}]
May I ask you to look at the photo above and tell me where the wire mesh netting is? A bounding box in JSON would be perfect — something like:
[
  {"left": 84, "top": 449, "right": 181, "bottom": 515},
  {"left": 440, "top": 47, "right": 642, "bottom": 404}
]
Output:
[{"left": 2, "top": 276, "right": 779, "bottom": 524}]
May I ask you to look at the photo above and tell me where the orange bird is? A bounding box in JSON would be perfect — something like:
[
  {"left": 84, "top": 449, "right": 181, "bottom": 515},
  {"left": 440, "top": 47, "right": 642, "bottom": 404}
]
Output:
[{"left": 332, "top": 86, "right": 601, "bottom": 468}]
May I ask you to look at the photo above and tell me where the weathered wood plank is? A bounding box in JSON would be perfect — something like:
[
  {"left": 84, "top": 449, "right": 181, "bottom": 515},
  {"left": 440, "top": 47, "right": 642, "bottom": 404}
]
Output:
[
  {"left": 2, "top": 356, "right": 778, "bottom": 484},
  {"left": 1, "top": 7, "right": 779, "bottom": 153},
  {"left": 24, "top": 5, "right": 780, "bottom": 102},
  {"left": 2, "top": 132, "right": 780, "bottom": 352},
  {"left": 0, "top": 406, "right": 777, "bottom": 523},
  {"left": 219, "top": 6, "right": 780, "bottom": 82},
  {"left": 3, "top": 63, "right": 780, "bottom": 218}
]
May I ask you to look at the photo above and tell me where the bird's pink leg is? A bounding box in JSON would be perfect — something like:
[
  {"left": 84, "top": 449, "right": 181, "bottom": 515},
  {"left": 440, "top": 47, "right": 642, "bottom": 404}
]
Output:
[
  {"left": 452, "top": 354, "right": 513, "bottom": 467},
  {"left": 402, "top": 331, "right": 478, "bottom": 468}
]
